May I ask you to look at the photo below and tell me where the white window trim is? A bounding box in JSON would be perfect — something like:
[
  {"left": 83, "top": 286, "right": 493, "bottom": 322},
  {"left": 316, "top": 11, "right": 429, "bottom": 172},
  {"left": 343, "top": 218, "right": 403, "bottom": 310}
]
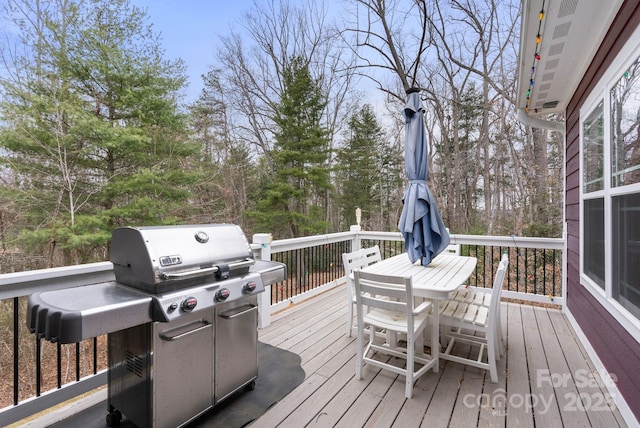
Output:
[{"left": 579, "top": 24, "right": 640, "bottom": 343}]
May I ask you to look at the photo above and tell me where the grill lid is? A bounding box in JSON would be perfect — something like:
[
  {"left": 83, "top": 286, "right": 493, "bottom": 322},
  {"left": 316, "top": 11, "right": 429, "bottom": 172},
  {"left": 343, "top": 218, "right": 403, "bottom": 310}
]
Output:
[{"left": 110, "top": 224, "right": 254, "bottom": 292}]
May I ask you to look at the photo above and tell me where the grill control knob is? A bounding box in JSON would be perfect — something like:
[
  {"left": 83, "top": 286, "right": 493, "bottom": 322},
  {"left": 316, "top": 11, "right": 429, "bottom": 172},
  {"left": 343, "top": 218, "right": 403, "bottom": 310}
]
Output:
[
  {"left": 216, "top": 288, "right": 230, "bottom": 302},
  {"left": 181, "top": 297, "right": 198, "bottom": 311},
  {"left": 243, "top": 282, "right": 257, "bottom": 293}
]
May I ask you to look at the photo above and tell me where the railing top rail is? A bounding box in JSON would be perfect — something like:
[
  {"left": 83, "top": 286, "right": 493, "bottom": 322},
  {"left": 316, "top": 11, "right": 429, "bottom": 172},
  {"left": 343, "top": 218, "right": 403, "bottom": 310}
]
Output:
[
  {"left": 0, "top": 261, "right": 114, "bottom": 300},
  {"left": 448, "top": 234, "right": 564, "bottom": 250},
  {"left": 355, "top": 230, "right": 564, "bottom": 250},
  {"left": 267, "top": 231, "right": 354, "bottom": 253}
]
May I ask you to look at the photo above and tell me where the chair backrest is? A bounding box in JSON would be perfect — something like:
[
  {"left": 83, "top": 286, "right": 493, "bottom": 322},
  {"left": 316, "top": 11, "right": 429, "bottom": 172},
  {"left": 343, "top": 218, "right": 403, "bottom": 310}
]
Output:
[
  {"left": 489, "top": 253, "right": 509, "bottom": 313},
  {"left": 444, "top": 244, "right": 461, "bottom": 256},
  {"left": 354, "top": 270, "right": 414, "bottom": 316},
  {"left": 342, "top": 245, "right": 381, "bottom": 276}
]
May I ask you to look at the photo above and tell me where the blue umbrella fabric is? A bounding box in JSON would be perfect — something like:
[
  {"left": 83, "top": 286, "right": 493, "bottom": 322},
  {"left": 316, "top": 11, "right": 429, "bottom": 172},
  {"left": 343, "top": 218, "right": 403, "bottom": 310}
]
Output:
[{"left": 398, "top": 89, "right": 450, "bottom": 266}]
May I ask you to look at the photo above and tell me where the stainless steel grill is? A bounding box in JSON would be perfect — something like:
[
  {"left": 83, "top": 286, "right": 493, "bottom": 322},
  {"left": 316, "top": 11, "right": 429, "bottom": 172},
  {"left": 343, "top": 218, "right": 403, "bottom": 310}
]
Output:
[{"left": 27, "top": 224, "right": 286, "bottom": 428}]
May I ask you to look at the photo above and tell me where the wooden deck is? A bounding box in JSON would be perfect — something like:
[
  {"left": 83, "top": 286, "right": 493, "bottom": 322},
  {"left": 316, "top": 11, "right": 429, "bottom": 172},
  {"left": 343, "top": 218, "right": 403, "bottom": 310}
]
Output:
[{"left": 254, "top": 284, "right": 628, "bottom": 427}]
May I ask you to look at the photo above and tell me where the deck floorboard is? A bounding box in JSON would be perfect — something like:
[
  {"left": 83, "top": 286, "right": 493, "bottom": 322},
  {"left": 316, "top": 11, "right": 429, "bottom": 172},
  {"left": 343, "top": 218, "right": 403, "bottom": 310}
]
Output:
[{"left": 255, "top": 285, "right": 628, "bottom": 427}]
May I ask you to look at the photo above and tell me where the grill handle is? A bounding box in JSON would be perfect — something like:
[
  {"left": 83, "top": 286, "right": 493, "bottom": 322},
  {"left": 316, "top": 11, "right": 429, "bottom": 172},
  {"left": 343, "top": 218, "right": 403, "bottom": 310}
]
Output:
[
  {"left": 160, "top": 259, "right": 254, "bottom": 280},
  {"left": 219, "top": 304, "right": 257, "bottom": 319},
  {"left": 159, "top": 320, "right": 212, "bottom": 341}
]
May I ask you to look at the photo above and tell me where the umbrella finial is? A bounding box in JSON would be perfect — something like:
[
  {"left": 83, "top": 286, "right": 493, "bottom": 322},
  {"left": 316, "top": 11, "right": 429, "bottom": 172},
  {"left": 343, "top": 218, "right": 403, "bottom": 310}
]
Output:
[{"left": 406, "top": 87, "right": 421, "bottom": 95}]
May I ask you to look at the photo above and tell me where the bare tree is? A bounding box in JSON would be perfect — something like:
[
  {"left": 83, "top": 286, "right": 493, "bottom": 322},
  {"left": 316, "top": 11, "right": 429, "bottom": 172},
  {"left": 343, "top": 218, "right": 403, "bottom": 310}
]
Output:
[
  {"left": 424, "top": 0, "right": 520, "bottom": 234},
  {"left": 216, "top": 0, "right": 355, "bottom": 156},
  {"left": 346, "top": 0, "right": 430, "bottom": 98},
  {"left": 212, "top": 0, "right": 358, "bottom": 231}
]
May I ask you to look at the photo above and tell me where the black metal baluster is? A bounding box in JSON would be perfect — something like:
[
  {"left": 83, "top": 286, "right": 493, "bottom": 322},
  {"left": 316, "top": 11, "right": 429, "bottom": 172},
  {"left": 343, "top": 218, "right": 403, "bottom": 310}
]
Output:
[
  {"left": 543, "top": 250, "right": 548, "bottom": 296},
  {"left": 309, "top": 246, "right": 313, "bottom": 292},
  {"left": 313, "top": 245, "right": 317, "bottom": 291},
  {"left": 289, "top": 250, "right": 294, "bottom": 301},
  {"left": 525, "top": 248, "right": 530, "bottom": 294},
  {"left": 491, "top": 247, "right": 496, "bottom": 287},
  {"left": 552, "top": 249, "right": 555, "bottom": 296},
  {"left": 305, "top": 247, "right": 310, "bottom": 292},
  {"left": 318, "top": 244, "right": 322, "bottom": 289},
  {"left": 36, "top": 337, "right": 41, "bottom": 396},
  {"left": 76, "top": 342, "right": 80, "bottom": 381},
  {"left": 532, "top": 249, "right": 536, "bottom": 294},
  {"left": 57, "top": 342, "right": 62, "bottom": 388},
  {"left": 325, "top": 243, "right": 329, "bottom": 285},
  {"left": 472, "top": 245, "right": 478, "bottom": 287},
  {"left": 314, "top": 244, "right": 318, "bottom": 290},
  {"left": 93, "top": 337, "right": 98, "bottom": 374},
  {"left": 516, "top": 245, "right": 520, "bottom": 293},
  {"left": 485, "top": 246, "right": 490, "bottom": 289},
  {"left": 13, "top": 297, "right": 19, "bottom": 405}
]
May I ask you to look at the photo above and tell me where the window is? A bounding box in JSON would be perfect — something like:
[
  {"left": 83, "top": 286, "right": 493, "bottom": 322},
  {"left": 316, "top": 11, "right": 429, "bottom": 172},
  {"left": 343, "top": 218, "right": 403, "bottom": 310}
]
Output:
[
  {"left": 581, "top": 43, "right": 640, "bottom": 325},
  {"left": 583, "top": 198, "right": 605, "bottom": 289},
  {"left": 612, "top": 193, "right": 640, "bottom": 319},
  {"left": 610, "top": 58, "right": 640, "bottom": 188},
  {"left": 583, "top": 102, "right": 604, "bottom": 193}
]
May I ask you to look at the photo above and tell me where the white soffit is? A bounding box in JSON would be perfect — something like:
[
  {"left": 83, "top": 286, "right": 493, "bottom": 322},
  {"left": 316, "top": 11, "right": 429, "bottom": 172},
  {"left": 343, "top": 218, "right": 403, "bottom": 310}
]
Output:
[{"left": 517, "top": 0, "right": 623, "bottom": 116}]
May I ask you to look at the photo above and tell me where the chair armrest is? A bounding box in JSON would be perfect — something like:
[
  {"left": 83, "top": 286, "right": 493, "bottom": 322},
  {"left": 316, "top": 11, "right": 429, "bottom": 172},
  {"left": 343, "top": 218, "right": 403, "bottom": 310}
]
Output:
[
  {"left": 413, "top": 300, "right": 432, "bottom": 315},
  {"left": 463, "top": 285, "right": 491, "bottom": 294}
]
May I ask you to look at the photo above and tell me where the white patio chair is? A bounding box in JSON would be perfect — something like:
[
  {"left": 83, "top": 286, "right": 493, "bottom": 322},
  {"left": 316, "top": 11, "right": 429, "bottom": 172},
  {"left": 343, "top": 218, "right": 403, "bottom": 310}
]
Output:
[
  {"left": 342, "top": 246, "right": 382, "bottom": 337},
  {"left": 354, "top": 270, "right": 436, "bottom": 399},
  {"left": 438, "top": 253, "right": 509, "bottom": 383},
  {"left": 445, "top": 280, "right": 505, "bottom": 358}
]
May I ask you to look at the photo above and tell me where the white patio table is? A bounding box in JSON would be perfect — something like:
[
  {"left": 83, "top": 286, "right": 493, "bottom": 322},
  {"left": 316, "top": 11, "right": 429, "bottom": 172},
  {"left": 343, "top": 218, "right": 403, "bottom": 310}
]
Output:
[{"left": 357, "top": 253, "right": 478, "bottom": 364}]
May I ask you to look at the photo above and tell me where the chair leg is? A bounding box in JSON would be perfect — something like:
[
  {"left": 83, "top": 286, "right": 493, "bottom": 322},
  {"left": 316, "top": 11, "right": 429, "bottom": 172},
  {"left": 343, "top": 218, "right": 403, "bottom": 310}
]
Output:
[
  {"left": 347, "top": 282, "right": 354, "bottom": 337},
  {"left": 405, "top": 336, "right": 415, "bottom": 399},
  {"left": 494, "top": 323, "right": 503, "bottom": 360},
  {"left": 355, "top": 321, "right": 364, "bottom": 380},
  {"left": 431, "top": 307, "right": 439, "bottom": 372},
  {"left": 487, "top": 330, "right": 498, "bottom": 383},
  {"left": 347, "top": 300, "right": 354, "bottom": 337}
]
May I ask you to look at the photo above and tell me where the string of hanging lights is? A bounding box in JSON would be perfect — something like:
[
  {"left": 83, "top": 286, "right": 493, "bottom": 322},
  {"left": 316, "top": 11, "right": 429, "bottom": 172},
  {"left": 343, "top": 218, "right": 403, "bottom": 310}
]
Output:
[{"left": 525, "top": 0, "right": 546, "bottom": 113}]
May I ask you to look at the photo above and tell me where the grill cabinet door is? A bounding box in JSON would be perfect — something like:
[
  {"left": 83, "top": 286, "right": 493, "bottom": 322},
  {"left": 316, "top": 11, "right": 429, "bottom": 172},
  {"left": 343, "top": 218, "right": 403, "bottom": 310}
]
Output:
[
  {"left": 153, "top": 309, "right": 214, "bottom": 427},
  {"left": 215, "top": 296, "right": 259, "bottom": 402}
]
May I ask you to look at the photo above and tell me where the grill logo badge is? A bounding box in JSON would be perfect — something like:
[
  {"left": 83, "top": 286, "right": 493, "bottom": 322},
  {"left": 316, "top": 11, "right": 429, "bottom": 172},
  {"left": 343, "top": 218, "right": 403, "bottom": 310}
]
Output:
[
  {"left": 159, "top": 255, "right": 183, "bottom": 266},
  {"left": 195, "top": 231, "right": 209, "bottom": 243}
]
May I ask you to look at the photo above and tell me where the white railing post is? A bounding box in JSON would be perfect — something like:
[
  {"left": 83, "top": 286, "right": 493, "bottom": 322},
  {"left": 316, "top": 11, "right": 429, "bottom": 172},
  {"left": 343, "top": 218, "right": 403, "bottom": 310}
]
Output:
[
  {"left": 253, "top": 233, "right": 273, "bottom": 329},
  {"left": 350, "top": 225, "right": 361, "bottom": 251}
]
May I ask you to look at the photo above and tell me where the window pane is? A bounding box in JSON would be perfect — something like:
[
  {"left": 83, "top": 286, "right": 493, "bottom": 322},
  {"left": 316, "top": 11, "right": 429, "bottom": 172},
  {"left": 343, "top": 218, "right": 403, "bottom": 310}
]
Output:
[
  {"left": 584, "top": 198, "right": 605, "bottom": 288},
  {"left": 612, "top": 193, "right": 640, "bottom": 318},
  {"left": 611, "top": 59, "right": 640, "bottom": 187},
  {"left": 583, "top": 101, "right": 604, "bottom": 192}
]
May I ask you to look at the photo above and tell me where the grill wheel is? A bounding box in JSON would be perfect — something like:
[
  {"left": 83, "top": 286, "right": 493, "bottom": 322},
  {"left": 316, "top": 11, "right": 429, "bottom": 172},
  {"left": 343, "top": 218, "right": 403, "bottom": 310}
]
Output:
[{"left": 106, "top": 409, "right": 122, "bottom": 426}]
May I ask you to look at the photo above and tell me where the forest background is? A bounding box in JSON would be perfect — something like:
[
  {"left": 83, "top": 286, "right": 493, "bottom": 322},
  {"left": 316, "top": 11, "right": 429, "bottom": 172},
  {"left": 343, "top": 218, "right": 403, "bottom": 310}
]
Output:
[{"left": 0, "top": 0, "right": 564, "bottom": 269}]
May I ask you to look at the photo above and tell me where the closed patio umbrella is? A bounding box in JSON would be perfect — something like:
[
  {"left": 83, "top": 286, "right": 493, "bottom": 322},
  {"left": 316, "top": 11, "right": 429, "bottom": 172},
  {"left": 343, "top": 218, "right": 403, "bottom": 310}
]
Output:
[{"left": 398, "top": 88, "right": 450, "bottom": 266}]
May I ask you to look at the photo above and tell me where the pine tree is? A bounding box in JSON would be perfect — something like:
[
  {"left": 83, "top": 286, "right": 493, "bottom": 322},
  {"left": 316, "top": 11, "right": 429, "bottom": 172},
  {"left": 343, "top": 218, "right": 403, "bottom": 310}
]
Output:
[
  {"left": 335, "top": 104, "right": 382, "bottom": 229},
  {"left": 335, "top": 104, "right": 403, "bottom": 231},
  {"left": 188, "top": 69, "right": 257, "bottom": 228},
  {"left": 0, "top": 0, "right": 198, "bottom": 264},
  {"left": 251, "top": 56, "right": 331, "bottom": 238}
]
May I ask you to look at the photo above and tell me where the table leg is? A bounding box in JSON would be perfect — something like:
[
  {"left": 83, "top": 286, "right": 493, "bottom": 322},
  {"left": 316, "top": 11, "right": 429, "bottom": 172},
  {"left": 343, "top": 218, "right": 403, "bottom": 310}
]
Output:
[{"left": 431, "top": 301, "right": 439, "bottom": 372}]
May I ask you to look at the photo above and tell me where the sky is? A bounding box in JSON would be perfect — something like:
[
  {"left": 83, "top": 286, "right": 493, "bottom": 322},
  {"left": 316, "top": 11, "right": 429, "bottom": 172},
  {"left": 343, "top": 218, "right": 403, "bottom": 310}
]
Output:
[
  {"left": 0, "top": 0, "right": 387, "bottom": 114},
  {"left": 130, "top": 0, "right": 259, "bottom": 103},
  {"left": 0, "top": 0, "right": 256, "bottom": 102}
]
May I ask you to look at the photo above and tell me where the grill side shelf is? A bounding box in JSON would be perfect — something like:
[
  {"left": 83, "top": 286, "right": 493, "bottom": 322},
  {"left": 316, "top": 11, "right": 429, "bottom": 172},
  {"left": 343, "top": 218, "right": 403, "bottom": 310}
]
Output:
[
  {"left": 250, "top": 260, "right": 287, "bottom": 285},
  {"left": 27, "top": 282, "right": 153, "bottom": 343}
]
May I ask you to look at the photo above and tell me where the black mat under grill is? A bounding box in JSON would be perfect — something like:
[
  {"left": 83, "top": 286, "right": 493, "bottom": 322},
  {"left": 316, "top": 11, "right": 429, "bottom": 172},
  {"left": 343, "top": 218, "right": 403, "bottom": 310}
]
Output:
[{"left": 48, "top": 342, "right": 305, "bottom": 428}]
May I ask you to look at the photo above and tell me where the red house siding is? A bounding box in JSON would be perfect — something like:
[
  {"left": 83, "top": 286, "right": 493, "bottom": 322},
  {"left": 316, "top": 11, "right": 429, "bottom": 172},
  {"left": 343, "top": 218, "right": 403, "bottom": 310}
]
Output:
[{"left": 565, "top": 1, "right": 640, "bottom": 421}]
